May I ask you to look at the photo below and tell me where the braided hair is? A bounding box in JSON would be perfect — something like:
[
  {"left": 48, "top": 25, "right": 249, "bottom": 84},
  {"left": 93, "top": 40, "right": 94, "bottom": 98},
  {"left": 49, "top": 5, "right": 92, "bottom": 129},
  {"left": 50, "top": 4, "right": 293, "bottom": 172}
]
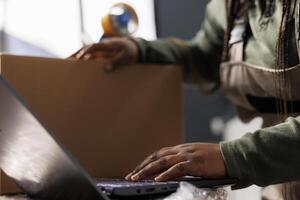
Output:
[
  {"left": 278, "top": 2, "right": 298, "bottom": 200},
  {"left": 223, "top": 0, "right": 297, "bottom": 199},
  {"left": 277, "top": 2, "right": 299, "bottom": 198},
  {"left": 275, "top": 0, "right": 295, "bottom": 117},
  {"left": 223, "top": 0, "right": 296, "bottom": 114},
  {"left": 222, "top": 0, "right": 234, "bottom": 62}
]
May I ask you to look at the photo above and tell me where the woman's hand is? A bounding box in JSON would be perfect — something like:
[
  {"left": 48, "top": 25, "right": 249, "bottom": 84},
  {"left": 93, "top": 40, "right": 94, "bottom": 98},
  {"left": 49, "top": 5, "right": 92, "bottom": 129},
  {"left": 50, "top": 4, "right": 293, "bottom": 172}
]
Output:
[
  {"left": 70, "top": 37, "right": 139, "bottom": 71},
  {"left": 125, "top": 143, "right": 226, "bottom": 182}
]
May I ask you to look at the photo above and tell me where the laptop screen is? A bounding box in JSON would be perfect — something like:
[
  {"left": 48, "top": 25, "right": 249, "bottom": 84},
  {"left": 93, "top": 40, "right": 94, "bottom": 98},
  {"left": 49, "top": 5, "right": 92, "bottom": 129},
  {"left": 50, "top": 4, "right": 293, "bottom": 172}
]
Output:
[{"left": 0, "top": 76, "right": 106, "bottom": 200}]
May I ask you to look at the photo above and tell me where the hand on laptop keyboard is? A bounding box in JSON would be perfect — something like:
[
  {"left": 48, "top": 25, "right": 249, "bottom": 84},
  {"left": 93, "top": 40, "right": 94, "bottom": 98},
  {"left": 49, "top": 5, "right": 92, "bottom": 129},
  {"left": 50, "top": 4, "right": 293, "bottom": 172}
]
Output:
[{"left": 125, "top": 143, "right": 226, "bottom": 182}]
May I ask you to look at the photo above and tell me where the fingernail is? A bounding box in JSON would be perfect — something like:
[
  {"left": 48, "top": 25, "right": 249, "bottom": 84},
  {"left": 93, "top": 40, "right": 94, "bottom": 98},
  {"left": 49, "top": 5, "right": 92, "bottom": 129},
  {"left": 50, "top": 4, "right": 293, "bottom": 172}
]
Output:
[
  {"left": 155, "top": 176, "right": 162, "bottom": 182},
  {"left": 125, "top": 174, "right": 132, "bottom": 180},
  {"left": 104, "top": 64, "right": 113, "bottom": 71},
  {"left": 131, "top": 175, "right": 139, "bottom": 181},
  {"left": 83, "top": 54, "right": 91, "bottom": 60},
  {"left": 75, "top": 53, "right": 82, "bottom": 59},
  {"left": 76, "top": 50, "right": 85, "bottom": 59}
]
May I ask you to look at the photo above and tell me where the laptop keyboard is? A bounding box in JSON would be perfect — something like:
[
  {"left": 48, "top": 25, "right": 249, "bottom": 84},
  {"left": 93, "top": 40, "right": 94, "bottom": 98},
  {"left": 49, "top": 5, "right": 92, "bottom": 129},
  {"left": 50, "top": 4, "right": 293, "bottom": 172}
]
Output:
[
  {"left": 93, "top": 178, "right": 179, "bottom": 197},
  {"left": 94, "top": 178, "right": 174, "bottom": 189}
]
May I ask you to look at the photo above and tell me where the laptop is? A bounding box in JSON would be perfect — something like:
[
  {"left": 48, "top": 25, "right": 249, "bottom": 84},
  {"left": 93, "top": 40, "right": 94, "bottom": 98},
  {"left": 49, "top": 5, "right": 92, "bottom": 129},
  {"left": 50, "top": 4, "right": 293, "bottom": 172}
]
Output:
[{"left": 0, "top": 76, "right": 236, "bottom": 199}]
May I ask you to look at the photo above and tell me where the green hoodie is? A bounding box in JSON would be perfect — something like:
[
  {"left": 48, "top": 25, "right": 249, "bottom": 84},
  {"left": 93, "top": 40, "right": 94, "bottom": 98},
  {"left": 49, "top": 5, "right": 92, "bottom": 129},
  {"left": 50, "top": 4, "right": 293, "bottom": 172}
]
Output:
[{"left": 134, "top": 0, "right": 300, "bottom": 189}]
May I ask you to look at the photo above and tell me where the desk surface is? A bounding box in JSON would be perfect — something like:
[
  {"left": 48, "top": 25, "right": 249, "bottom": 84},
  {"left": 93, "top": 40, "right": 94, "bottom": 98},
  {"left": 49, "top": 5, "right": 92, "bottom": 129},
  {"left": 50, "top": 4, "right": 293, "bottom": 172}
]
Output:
[
  {"left": 0, "top": 195, "right": 166, "bottom": 200},
  {"left": 0, "top": 195, "right": 30, "bottom": 200}
]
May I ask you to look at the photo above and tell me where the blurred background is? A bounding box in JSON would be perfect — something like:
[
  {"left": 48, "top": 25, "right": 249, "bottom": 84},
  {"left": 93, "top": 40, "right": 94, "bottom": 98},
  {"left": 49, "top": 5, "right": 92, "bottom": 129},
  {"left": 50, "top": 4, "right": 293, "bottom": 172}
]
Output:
[
  {"left": 0, "top": 0, "right": 156, "bottom": 57},
  {"left": 0, "top": 0, "right": 235, "bottom": 143}
]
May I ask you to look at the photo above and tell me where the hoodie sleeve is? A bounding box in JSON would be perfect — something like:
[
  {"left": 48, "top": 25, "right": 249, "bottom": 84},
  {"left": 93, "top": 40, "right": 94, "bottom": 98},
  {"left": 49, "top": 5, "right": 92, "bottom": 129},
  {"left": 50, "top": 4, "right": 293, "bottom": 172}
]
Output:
[
  {"left": 133, "top": 0, "right": 226, "bottom": 92},
  {"left": 221, "top": 116, "right": 300, "bottom": 189}
]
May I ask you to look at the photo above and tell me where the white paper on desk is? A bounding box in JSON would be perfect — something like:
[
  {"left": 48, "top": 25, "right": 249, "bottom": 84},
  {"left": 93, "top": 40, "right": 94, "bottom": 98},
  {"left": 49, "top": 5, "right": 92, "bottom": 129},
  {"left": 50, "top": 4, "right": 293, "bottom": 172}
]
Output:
[{"left": 163, "top": 182, "right": 228, "bottom": 200}]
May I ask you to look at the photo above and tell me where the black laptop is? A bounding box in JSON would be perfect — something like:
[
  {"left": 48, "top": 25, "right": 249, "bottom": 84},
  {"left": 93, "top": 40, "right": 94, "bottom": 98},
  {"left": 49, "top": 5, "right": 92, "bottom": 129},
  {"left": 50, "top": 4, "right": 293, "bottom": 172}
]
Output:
[{"left": 0, "top": 76, "right": 236, "bottom": 200}]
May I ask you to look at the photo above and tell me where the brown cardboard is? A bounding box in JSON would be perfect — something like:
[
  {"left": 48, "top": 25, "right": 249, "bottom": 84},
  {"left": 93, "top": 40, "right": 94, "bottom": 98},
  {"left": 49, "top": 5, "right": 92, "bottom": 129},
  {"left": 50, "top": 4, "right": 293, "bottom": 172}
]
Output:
[{"left": 0, "top": 54, "right": 184, "bottom": 194}]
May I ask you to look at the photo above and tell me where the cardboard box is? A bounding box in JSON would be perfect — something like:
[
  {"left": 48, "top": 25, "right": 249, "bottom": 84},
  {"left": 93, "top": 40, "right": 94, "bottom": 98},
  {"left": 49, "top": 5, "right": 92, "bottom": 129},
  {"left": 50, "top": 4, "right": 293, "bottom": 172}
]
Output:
[{"left": 0, "top": 54, "right": 184, "bottom": 194}]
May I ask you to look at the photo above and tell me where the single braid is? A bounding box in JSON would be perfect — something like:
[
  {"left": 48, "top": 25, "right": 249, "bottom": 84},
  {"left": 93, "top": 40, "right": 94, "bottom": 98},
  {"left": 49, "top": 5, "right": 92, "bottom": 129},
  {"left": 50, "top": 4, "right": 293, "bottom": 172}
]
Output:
[
  {"left": 275, "top": 0, "right": 287, "bottom": 115},
  {"left": 222, "top": 0, "right": 235, "bottom": 62},
  {"left": 275, "top": 0, "right": 295, "bottom": 116},
  {"left": 276, "top": 1, "right": 297, "bottom": 199}
]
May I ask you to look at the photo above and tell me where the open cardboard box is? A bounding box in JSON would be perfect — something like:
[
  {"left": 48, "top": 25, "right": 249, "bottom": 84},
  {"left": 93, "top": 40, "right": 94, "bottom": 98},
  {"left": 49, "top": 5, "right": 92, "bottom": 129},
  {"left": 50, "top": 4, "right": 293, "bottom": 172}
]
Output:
[{"left": 0, "top": 54, "right": 184, "bottom": 194}]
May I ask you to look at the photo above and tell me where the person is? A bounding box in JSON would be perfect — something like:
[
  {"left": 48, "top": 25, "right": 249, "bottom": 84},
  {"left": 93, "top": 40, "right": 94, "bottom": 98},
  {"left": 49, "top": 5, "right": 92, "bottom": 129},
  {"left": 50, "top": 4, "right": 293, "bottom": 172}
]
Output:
[{"left": 71, "top": 0, "right": 300, "bottom": 199}]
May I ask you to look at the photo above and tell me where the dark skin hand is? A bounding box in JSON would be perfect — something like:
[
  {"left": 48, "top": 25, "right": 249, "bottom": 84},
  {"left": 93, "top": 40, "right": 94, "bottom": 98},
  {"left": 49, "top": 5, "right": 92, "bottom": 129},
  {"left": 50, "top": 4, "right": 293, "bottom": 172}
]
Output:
[
  {"left": 70, "top": 40, "right": 227, "bottom": 183},
  {"left": 69, "top": 37, "right": 139, "bottom": 71},
  {"left": 125, "top": 143, "right": 227, "bottom": 182}
]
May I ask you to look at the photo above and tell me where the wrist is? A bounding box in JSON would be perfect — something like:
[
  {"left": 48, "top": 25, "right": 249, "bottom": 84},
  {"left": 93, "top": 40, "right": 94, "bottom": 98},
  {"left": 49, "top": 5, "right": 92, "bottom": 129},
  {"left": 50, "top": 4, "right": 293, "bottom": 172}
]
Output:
[{"left": 126, "top": 37, "right": 142, "bottom": 63}]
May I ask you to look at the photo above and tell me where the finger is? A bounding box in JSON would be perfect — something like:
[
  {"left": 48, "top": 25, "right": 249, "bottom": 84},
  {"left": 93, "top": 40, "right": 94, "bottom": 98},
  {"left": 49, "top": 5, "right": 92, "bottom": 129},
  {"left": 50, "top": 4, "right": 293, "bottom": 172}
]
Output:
[
  {"left": 128, "top": 148, "right": 177, "bottom": 178},
  {"left": 76, "top": 43, "right": 115, "bottom": 59},
  {"left": 68, "top": 47, "right": 85, "bottom": 58},
  {"left": 125, "top": 172, "right": 158, "bottom": 181},
  {"left": 101, "top": 60, "right": 114, "bottom": 71},
  {"left": 155, "top": 161, "right": 193, "bottom": 182},
  {"left": 102, "top": 50, "right": 124, "bottom": 71},
  {"left": 82, "top": 53, "right": 92, "bottom": 61},
  {"left": 90, "top": 51, "right": 117, "bottom": 58},
  {"left": 73, "top": 45, "right": 92, "bottom": 59},
  {"left": 126, "top": 151, "right": 169, "bottom": 180},
  {"left": 104, "top": 64, "right": 114, "bottom": 71},
  {"left": 126, "top": 155, "right": 159, "bottom": 180},
  {"left": 82, "top": 54, "right": 114, "bottom": 71},
  {"left": 102, "top": 49, "right": 127, "bottom": 71},
  {"left": 125, "top": 173, "right": 133, "bottom": 180},
  {"left": 131, "top": 154, "right": 186, "bottom": 181},
  {"left": 78, "top": 51, "right": 114, "bottom": 61},
  {"left": 108, "top": 49, "right": 125, "bottom": 66}
]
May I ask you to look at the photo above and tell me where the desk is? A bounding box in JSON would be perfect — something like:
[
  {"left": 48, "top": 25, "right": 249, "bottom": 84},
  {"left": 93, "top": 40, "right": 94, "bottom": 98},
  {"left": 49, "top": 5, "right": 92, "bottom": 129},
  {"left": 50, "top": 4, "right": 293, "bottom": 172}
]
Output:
[
  {"left": 0, "top": 188, "right": 228, "bottom": 200},
  {"left": 0, "top": 195, "right": 29, "bottom": 200},
  {"left": 0, "top": 194, "right": 166, "bottom": 200}
]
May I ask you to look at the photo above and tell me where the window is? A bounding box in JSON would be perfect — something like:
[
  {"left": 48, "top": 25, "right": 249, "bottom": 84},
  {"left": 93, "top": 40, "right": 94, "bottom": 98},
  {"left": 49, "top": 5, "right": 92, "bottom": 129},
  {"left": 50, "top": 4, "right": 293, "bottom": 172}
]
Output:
[{"left": 0, "top": 0, "right": 156, "bottom": 57}]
